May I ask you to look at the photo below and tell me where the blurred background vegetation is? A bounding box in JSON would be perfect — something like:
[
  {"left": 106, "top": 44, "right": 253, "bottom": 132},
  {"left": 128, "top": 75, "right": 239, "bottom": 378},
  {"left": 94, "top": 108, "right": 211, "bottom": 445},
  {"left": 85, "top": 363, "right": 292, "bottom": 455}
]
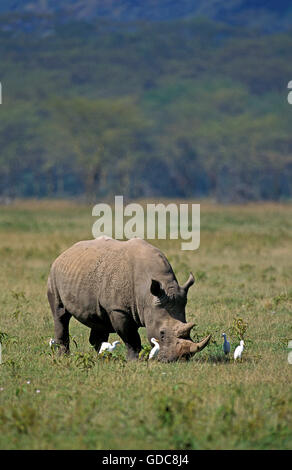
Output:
[{"left": 0, "top": 0, "right": 292, "bottom": 202}]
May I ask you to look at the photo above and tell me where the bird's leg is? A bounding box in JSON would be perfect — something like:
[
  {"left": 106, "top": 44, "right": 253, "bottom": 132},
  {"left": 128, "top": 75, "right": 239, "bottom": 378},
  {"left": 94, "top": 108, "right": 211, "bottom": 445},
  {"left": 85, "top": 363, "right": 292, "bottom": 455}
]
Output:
[{"left": 109, "top": 310, "right": 141, "bottom": 360}]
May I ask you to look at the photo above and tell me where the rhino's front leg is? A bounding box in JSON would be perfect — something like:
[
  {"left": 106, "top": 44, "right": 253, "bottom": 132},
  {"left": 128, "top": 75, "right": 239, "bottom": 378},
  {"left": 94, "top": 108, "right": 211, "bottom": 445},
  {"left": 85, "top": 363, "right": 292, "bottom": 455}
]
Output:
[
  {"left": 109, "top": 310, "right": 141, "bottom": 360},
  {"left": 89, "top": 328, "right": 109, "bottom": 353}
]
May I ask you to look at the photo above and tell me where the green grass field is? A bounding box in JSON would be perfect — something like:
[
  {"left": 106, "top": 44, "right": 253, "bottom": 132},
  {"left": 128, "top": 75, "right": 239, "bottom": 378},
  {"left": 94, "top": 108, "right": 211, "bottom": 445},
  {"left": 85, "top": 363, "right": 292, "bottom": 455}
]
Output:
[{"left": 0, "top": 200, "right": 291, "bottom": 449}]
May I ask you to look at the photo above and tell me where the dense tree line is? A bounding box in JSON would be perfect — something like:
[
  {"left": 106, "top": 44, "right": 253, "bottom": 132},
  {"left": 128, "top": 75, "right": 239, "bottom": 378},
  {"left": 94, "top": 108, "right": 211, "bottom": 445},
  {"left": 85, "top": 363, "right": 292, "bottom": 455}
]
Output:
[
  {"left": 1, "top": 0, "right": 291, "bottom": 31},
  {"left": 0, "top": 13, "right": 291, "bottom": 201}
]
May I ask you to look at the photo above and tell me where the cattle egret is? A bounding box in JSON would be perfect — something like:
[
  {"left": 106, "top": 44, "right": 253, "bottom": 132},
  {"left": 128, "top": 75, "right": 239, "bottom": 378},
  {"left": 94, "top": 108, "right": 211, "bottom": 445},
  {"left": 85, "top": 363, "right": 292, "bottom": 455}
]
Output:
[
  {"left": 234, "top": 340, "right": 244, "bottom": 361},
  {"left": 222, "top": 333, "right": 230, "bottom": 355},
  {"left": 98, "top": 341, "right": 120, "bottom": 354},
  {"left": 49, "top": 338, "right": 59, "bottom": 349},
  {"left": 149, "top": 338, "right": 160, "bottom": 359}
]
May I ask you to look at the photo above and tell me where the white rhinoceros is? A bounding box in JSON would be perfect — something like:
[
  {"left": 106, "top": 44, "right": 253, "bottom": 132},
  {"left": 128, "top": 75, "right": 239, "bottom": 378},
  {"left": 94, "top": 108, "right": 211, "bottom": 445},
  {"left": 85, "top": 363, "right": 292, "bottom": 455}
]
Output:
[{"left": 47, "top": 237, "right": 211, "bottom": 361}]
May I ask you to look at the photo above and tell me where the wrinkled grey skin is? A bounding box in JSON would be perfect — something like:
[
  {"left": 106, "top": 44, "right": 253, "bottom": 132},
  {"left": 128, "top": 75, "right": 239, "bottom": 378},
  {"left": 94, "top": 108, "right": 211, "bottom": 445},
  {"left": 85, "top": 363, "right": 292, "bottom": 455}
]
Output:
[{"left": 47, "top": 237, "right": 211, "bottom": 362}]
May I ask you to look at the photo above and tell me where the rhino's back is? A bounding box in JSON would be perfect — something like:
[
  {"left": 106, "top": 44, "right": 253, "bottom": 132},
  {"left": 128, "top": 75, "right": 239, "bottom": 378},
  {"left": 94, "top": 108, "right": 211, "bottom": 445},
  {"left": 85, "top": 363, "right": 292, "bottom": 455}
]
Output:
[
  {"left": 49, "top": 238, "right": 131, "bottom": 317},
  {"left": 48, "top": 237, "right": 175, "bottom": 321}
]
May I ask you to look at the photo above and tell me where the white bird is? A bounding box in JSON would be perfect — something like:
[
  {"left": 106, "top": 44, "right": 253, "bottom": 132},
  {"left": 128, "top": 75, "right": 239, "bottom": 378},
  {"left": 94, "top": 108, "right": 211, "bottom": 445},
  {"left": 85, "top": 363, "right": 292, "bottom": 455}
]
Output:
[
  {"left": 49, "top": 338, "right": 59, "bottom": 350},
  {"left": 234, "top": 340, "right": 244, "bottom": 361},
  {"left": 222, "top": 333, "right": 230, "bottom": 355},
  {"left": 149, "top": 338, "right": 160, "bottom": 359},
  {"left": 98, "top": 341, "right": 120, "bottom": 354}
]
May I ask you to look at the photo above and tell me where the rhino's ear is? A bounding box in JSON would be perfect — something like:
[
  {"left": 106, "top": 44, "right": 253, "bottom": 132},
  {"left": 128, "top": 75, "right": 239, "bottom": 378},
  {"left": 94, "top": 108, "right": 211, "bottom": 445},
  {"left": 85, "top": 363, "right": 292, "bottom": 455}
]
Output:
[
  {"left": 150, "top": 279, "right": 164, "bottom": 298},
  {"left": 182, "top": 272, "right": 195, "bottom": 293}
]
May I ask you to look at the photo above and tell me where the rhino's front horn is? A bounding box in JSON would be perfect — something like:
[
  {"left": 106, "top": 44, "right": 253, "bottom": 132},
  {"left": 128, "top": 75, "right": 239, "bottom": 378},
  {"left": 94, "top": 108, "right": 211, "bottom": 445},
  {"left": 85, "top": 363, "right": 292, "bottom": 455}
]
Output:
[
  {"left": 189, "top": 334, "right": 212, "bottom": 354},
  {"left": 176, "top": 321, "right": 196, "bottom": 338},
  {"left": 182, "top": 272, "right": 195, "bottom": 293}
]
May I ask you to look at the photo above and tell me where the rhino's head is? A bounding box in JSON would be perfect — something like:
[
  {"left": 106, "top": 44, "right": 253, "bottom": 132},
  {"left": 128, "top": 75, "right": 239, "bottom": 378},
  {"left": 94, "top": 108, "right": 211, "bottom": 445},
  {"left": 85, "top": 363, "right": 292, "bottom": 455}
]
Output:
[{"left": 147, "top": 273, "right": 211, "bottom": 362}]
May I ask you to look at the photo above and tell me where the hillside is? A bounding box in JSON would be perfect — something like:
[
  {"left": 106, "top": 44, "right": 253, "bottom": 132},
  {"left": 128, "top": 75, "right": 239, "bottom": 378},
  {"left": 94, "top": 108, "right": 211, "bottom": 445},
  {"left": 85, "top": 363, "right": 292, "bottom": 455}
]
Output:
[
  {"left": 0, "top": 0, "right": 291, "bottom": 30},
  {"left": 0, "top": 3, "right": 292, "bottom": 201}
]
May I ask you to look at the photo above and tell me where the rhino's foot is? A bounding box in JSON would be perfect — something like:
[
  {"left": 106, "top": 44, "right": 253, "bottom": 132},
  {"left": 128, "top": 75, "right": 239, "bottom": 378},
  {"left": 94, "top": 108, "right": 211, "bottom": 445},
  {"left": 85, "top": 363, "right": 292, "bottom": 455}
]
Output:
[
  {"left": 126, "top": 348, "right": 140, "bottom": 361},
  {"left": 50, "top": 340, "right": 70, "bottom": 355},
  {"left": 59, "top": 343, "right": 70, "bottom": 355}
]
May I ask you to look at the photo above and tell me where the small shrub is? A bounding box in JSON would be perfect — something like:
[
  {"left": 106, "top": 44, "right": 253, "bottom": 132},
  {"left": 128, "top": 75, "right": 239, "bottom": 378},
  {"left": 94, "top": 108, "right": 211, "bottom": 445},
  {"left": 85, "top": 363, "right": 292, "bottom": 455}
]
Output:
[
  {"left": 0, "top": 405, "right": 38, "bottom": 434},
  {"left": 231, "top": 317, "right": 248, "bottom": 340},
  {"left": 73, "top": 352, "right": 95, "bottom": 371},
  {"left": 139, "top": 343, "right": 152, "bottom": 361},
  {"left": 4, "top": 359, "right": 20, "bottom": 376},
  {"left": 10, "top": 290, "right": 30, "bottom": 319}
]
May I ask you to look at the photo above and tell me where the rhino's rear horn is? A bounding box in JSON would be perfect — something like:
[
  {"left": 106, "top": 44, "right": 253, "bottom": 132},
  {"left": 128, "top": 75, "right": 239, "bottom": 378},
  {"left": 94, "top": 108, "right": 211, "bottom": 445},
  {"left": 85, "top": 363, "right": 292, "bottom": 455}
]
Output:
[
  {"left": 189, "top": 334, "right": 211, "bottom": 354},
  {"left": 176, "top": 321, "right": 196, "bottom": 338},
  {"left": 182, "top": 272, "right": 195, "bottom": 293}
]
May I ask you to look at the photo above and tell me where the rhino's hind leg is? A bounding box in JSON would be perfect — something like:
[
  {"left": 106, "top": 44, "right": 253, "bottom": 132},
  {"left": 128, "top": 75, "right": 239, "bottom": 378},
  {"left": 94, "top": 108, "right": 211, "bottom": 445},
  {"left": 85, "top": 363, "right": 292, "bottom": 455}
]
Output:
[
  {"left": 54, "top": 310, "right": 71, "bottom": 354},
  {"left": 89, "top": 328, "right": 109, "bottom": 353},
  {"left": 109, "top": 310, "right": 141, "bottom": 360},
  {"left": 47, "top": 288, "right": 71, "bottom": 354}
]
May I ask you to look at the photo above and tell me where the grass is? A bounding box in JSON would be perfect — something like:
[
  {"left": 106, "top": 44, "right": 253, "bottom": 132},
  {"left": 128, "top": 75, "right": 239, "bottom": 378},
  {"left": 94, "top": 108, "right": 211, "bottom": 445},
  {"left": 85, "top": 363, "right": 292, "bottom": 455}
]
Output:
[{"left": 0, "top": 199, "right": 291, "bottom": 449}]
